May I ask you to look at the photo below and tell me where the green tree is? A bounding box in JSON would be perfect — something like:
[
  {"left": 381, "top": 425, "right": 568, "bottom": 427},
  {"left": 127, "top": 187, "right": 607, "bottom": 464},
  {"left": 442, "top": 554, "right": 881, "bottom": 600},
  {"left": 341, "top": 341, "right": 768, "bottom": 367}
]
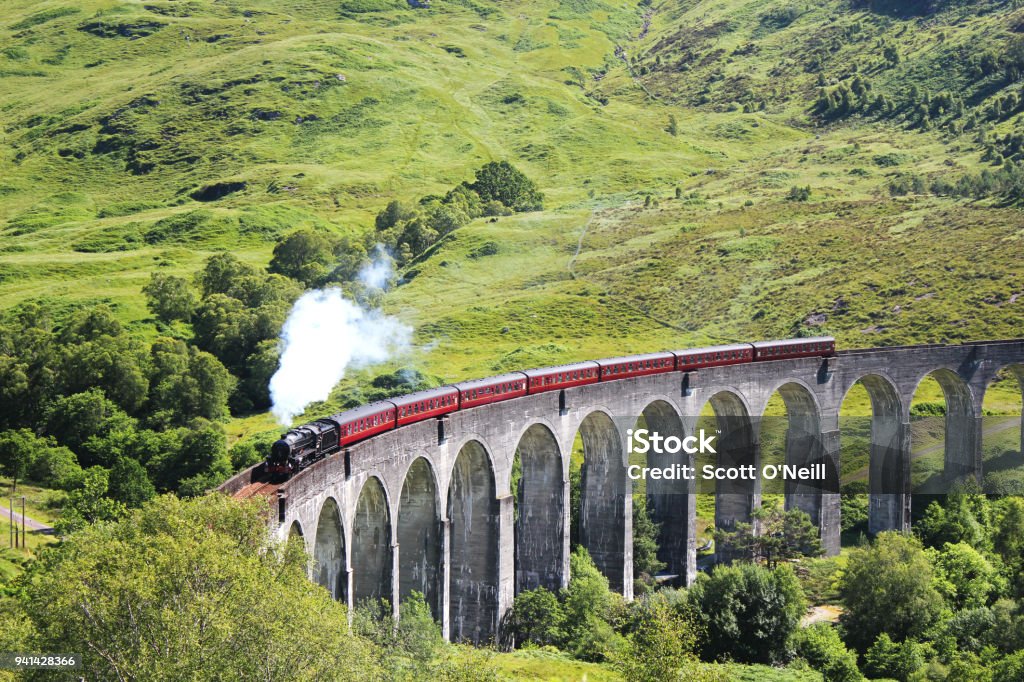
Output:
[
  {"left": 840, "top": 532, "right": 945, "bottom": 652},
  {"left": 170, "top": 423, "right": 231, "bottom": 494},
  {"left": 330, "top": 235, "right": 370, "bottom": 283},
  {"left": 689, "top": 562, "right": 806, "bottom": 664},
  {"left": 994, "top": 650, "right": 1024, "bottom": 682},
  {"left": 426, "top": 202, "right": 470, "bottom": 236},
  {"left": 228, "top": 431, "right": 278, "bottom": 471},
  {"left": 375, "top": 200, "right": 416, "bottom": 231},
  {"left": 0, "top": 429, "right": 42, "bottom": 490},
  {"left": 397, "top": 592, "right": 444, "bottom": 663},
  {"left": 508, "top": 587, "right": 566, "bottom": 648},
  {"left": 195, "top": 252, "right": 259, "bottom": 297},
  {"left": 792, "top": 623, "right": 863, "bottom": 682},
  {"left": 142, "top": 273, "right": 196, "bottom": 323},
  {"left": 269, "top": 230, "right": 335, "bottom": 286},
  {"left": 468, "top": 161, "right": 544, "bottom": 212},
  {"left": 238, "top": 339, "right": 280, "bottom": 411},
  {"left": 916, "top": 496, "right": 988, "bottom": 551},
  {"left": 192, "top": 293, "right": 250, "bottom": 367},
  {"left": 930, "top": 542, "right": 1006, "bottom": 610},
  {"left": 26, "top": 441, "right": 82, "bottom": 490},
  {"left": 714, "top": 500, "right": 823, "bottom": 568},
  {"left": 148, "top": 338, "right": 236, "bottom": 427},
  {"left": 667, "top": 113, "right": 679, "bottom": 136},
  {"left": 863, "top": 633, "right": 928, "bottom": 682},
  {"left": 108, "top": 457, "right": 156, "bottom": 508},
  {"left": 58, "top": 325, "right": 150, "bottom": 414},
  {"left": 993, "top": 497, "right": 1024, "bottom": 560},
  {"left": 0, "top": 308, "right": 59, "bottom": 429},
  {"left": 19, "top": 494, "right": 383, "bottom": 680},
  {"left": 947, "top": 651, "right": 993, "bottom": 682},
  {"left": 443, "top": 184, "right": 484, "bottom": 219},
  {"left": 44, "top": 389, "right": 137, "bottom": 468},
  {"left": 632, "top": 495, "right": 665, "bottom": 586},
  {"left": 57, "top": 305, "right": 122, "bottom": 344},
  {"left": 562, "top": 546, "right": 625, "bottom": 661},
  {"left": 55, "top": 466, "right": 127, "bottom": 533},
  {"left": 615, "top": 597, "right": 699, "bottom": 682},
  {"left": 787, "top": 185, "right": 812, "bottom": 201}
]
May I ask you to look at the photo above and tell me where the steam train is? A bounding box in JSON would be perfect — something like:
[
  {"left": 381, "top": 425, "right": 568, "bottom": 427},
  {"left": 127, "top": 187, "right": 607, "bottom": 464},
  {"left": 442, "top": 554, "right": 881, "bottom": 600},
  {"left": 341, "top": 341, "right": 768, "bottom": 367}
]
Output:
[{"left": 266, "top": 337, "right": 836, "bottom": 478}]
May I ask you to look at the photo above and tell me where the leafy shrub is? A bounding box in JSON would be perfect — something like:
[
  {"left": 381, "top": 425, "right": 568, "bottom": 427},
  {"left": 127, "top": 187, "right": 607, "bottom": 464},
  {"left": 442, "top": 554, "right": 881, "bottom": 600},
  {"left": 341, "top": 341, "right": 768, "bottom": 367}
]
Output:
[
  {"left": 863, "top": 633, "right": 928, "bottom": 681},
  {"left": 469, "top": 161, "right": 544, "bottom": 212},
  {"left": 689, "top": 562, "right": 806, "bottom": 664},
  {"left": 792, "top": 623, "right": 863, "bottom": 682},
  {"left": 840, "top": 533, "right": 944, "bottom": 652},
  {"left": 787, "top": 185, "right": 811, "bottom": 201}
]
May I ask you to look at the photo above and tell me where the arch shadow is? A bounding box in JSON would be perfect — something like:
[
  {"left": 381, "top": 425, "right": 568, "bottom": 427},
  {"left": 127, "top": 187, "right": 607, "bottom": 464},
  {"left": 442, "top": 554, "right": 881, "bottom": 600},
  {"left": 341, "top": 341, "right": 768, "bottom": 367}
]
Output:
[
  {"left": 313, "top": 498, "right": 346, "bottom": 602},
  {"left": 637, "top": 399, "right": 694, "bottom": 584},
  {"left": 514, "top": 424, "right": 565, "bottom": 594},
  {"left": 448, "top": 440, "right": 499, "bottom": 644},
  {"left": 352, "top": 477, "right": 392, "bottom": 607},
  {"left": 842, "top": 373, "right": 907, "bottom": 534},
  {"left": 398, "top": 458, "right": 442, "bottom": 618},
  {"left": 575, "top": 410, "right": 629, "bottom": 593}
]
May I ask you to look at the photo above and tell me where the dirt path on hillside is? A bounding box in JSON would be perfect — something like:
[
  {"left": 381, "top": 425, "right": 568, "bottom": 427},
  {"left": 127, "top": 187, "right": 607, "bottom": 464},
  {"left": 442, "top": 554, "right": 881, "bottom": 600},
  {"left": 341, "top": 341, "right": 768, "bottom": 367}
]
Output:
[{"left": 843, "top": 415, "right": 1019, "bottom": 483}]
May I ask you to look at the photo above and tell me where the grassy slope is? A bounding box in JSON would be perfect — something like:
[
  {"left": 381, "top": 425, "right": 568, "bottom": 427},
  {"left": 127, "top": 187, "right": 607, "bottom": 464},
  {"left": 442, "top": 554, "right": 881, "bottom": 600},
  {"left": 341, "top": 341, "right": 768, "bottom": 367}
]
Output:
[{"left": 0, "top": 4, "right": 1020, "bottom": 432}]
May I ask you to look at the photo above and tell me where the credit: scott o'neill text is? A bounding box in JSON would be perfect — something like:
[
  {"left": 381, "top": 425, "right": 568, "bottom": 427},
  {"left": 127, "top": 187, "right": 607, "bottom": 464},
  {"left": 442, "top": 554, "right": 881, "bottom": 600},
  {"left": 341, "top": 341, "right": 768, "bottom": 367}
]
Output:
[{"left": 625, "top": 428, "right": 827, "bottom": 482}]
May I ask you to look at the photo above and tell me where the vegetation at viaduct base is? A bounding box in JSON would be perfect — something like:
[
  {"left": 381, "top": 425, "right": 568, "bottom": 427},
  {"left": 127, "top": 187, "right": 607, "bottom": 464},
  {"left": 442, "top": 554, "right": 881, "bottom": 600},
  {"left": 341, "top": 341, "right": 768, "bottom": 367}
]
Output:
[
  {"left": 3, "top": 489, "right": 1024, "bottom": 680},
  {"left": 1, "top": 0, "right": 1024, "bottom": 678}
]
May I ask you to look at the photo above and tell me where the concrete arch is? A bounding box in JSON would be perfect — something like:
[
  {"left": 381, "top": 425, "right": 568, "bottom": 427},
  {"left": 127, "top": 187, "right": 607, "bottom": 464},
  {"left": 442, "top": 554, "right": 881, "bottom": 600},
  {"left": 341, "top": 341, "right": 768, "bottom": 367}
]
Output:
[
  {"left": 313, "top": 498, "right": 346, "bottom": 602},
  {"left": 841, "top": 373, "right": 908, "bottom": 533},
  {"left": 352, "top": 477, "right": 393, "bottom": 607},
  {"left": 910, "top": 368, "right": 981, "bottom": 486},
  {"left": 446, "top": 432, "right": 503, "bottom": 496},
  {"left": 514, "top": 423, "right": 565, "bottom": 593},
  {"left": 696, "top": 390, "right": 758, "bottom": 540},
  {"left": 289, "top": 519, "right": 304, "bottom": 538},
  {"left": 636, "top": 398, "right": 695, "bottom": 584},
  {"left": 574, "top": 409, "right": 630, "bottom": 594},
  {"left": 398, "top": 458, "right": 442, "bottom": 618},
  {"left": 448, "top": 440, "right": 500, "bottom": 644}
]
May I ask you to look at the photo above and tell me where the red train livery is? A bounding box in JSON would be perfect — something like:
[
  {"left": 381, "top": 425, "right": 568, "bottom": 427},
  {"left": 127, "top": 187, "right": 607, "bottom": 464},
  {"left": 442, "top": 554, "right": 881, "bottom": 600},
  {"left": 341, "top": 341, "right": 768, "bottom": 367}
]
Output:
[
  {"left": 597, "top": 352, "right": 676, "bottom": 380},
  {"left": 752, "top": 337, "right": 835, "bottom": 361},
  {"left": 524, "top": 361, "right": 600, "bottom": 394},
  {"left": 267, "top": 337, "right": 837, "bottom": 477},
  {"left": 674, "top": 344, "right": 753, "bottom": 372},
  {"left": 456, "top": 373, "right": 528, "bottom": 409},
  {"left": 392, "top": 387, "right": 459, "bottom": 426}
]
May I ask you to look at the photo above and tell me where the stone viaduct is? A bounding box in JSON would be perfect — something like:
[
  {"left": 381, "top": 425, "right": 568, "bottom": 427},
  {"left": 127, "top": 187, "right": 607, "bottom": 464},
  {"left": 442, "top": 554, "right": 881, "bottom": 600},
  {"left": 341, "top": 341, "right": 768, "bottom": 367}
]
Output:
[{"left": 220, "top": 339, "right": 1024, "bottom": 644}]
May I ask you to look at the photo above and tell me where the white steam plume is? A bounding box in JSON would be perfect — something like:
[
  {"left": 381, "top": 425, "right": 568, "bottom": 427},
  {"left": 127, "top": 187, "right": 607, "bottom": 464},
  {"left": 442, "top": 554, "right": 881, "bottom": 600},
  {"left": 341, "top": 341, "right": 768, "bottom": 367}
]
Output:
[
  {"left": 269, "top": 247, "right": 410, "bottom": 426},
  {"left": 356, "top": 245, "right": 395, "bottom": 290}
]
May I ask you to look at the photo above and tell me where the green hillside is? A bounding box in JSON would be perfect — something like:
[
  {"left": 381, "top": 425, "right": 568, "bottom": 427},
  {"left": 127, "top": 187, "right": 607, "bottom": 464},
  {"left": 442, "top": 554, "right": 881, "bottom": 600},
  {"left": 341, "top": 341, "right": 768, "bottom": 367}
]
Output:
[
  {"left": 2, "top": 3, "right": 1024, "bottom": 680},
  {"left": 1, "top": 0, "right": 1021, "bottom": 422}
]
